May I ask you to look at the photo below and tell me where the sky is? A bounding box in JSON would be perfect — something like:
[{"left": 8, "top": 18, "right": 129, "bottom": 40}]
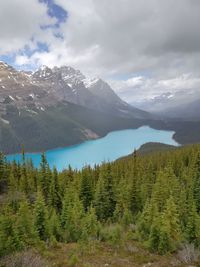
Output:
[{"left": 0, "top": 0, "right": 200, "bottom": 104}]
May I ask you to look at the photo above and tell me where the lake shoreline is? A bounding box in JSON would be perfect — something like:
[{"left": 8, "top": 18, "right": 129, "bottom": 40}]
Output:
[
  {"left": 5, "top": 125, "right": 179, "bottom": 156},
  {"left": 6, "top": 126, "right": 179, "bottom": 171}
]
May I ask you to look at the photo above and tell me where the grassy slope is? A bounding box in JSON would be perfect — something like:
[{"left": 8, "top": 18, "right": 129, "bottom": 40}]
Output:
[
  {"left": 40, "top": 241, "right": 190, "bottom": 267},
  {"left": 0, "top": 241, "right": 192, "bottom": 267}
]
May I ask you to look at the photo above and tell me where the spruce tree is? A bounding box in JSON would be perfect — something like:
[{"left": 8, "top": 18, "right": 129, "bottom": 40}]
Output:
[
  {"left": 0, "top": 211, "right": 23, "bottom": 256},
  {"left": 61, "top": 190, "right": 85, "bottom": 242},
  {"left": 17, "top": 200, "right": 38, "bottom": 245},
  {"left": 185, "top": 200, "right": 200, "bottom": 246},
  {"left": 81, "top": 206, "right": 99, "bottom": 241},
  {"left": 48, "top": 167, "right": 62, "bottom": 212},
  {"left": 0, "top": 152, "right": 7, "bottom": 193},
  {"left": 159, "top": 196, "right": 181, "bottom": 253},
  {"left": 19, "top": 172, "right": 29, "bottom": 195},
  {"left": 48, "top": 209, "right": 61, "bottom": 242},
  {"left": 137, "top": 200, "right": 159, "bottom": 241},
  {"left": 39, "top": 153, "right": 51, "bottom": 202},
  {"left": 194, "top": 152, "right": 200, "bottom": 212},
  {"left": 80, "top": 169, "right": 93, "bottom": 212},
  {"left": 34, "top": 192, "right": 49, "bottom": 241},
  {"left": 130, "top": 175, "right": 139, "bottom": 215},
  {"left": 148, "top": 216, "right": 162, "bottom": 252},
  {"left": 121, "top": 208, "right": 133, "bottom": 229},
  {"left": 94, "top": 165, "right": 116, "bottom": 221},
  {"left": 8, "top": 172, "right": 17, "bottom": 192}
]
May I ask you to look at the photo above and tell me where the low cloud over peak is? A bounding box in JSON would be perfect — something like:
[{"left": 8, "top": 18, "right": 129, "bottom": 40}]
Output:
[{"left": 1, "top": 0, "right": 200, "bottom": 102}]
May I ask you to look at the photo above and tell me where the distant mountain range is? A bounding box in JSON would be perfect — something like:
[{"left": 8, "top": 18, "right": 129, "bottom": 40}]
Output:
[
  {"left": 1, "top": 61, "right": 200, "bottom": 154},
  {"left": 0, "top": 61, "right": 152, "bottom": 154},
  {"left": 136, "top": 89, "right": 200, "bottom": 120}
]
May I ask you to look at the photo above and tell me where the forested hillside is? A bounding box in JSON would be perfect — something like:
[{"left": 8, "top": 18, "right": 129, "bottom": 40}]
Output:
[{"left": 0, "top": 145, "right": 200, "bottom": 266}]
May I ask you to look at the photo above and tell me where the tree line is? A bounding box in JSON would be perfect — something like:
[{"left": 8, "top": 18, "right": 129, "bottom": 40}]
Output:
[{"left": 0, "top": 144, "right": 200, "bottom": 257}]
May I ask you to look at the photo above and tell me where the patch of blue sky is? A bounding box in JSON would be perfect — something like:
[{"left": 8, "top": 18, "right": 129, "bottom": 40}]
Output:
[
  {"left": 0, "top": 54, "right": 31, "bottom": 71},
  {"left": 0, "top": 42, "right": 49, "bottom": 70},
  {"left": 39, "top": 0, "right": 67, "bottom": 26},
  {"left": 0, "top": 54, "right": 16, "bottom": 66},
  {"left": 1, "top": 1, "right": 67, "bottom": 68},
  {"left": 21, "top": 42, "right": 49, "bottom": 57}
]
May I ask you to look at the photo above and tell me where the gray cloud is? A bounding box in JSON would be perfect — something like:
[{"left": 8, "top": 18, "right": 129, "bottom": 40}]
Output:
[
  {"left": 0, "top": 0, "right": 56, "bottom": 54},
  {"left": 109, "top": 74, "right": 200, "bottom": 104},
  {"left": 52, "top": 0, "right": 200, "bottom": 78},
  {"left": 1, "top": 0, "right": 200, "bottom": 102}
]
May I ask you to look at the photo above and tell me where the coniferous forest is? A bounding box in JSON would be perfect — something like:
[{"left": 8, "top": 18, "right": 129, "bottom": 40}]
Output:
[{"left": 0, "top": 145, "right": 200, "bottom": 266}]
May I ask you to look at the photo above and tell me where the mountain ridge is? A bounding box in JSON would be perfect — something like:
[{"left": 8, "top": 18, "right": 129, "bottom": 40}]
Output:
[
  {"left": 1, "top": 61, "right": 200, "bottom": 155},
  {"left": 135, "top": 88, "right": 200, "bottom": 119},
  {"left": 0, "top": 61, "right": 151, "bottom": 120},
  {"left": 0, "top": 61, "right": 152, "bottom": 154}
]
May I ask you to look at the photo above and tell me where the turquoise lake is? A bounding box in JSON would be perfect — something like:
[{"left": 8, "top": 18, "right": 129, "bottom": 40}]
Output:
[{"left": 6, "top": 126, "right": 179, "bottom": 171}]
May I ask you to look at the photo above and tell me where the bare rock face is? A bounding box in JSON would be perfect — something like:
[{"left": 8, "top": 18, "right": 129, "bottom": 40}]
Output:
[
  {"left": 0, "top": 61, "right": 151, "bottom": 120},
  {"left": 0, "top": 61, "right": 154, "bottom": 154}
]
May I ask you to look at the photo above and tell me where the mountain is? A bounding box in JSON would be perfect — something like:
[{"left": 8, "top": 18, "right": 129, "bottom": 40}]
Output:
[
  {"left": 84, "top": 78, "right": 151, "bottom": 119},
  {"left": 0, "top": 61, "right": 151, "bottom": 154},
  {"left": 162, "top": 98, "right": 200, "bottom": 120},
  {"left": 136, "top": 89, "right": 200, "bottom": 119},
  {"left": 0, "top": 61, "right": 151, "bottom": 119},
  {"left": 1, "top": 61, "right": 200, "bottom": 153}
]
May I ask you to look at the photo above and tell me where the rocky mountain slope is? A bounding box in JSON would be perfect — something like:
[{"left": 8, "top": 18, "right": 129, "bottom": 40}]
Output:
[
  {"left": 84, "top": 77, "right": 150, "bottom": 119},
  {"left": 0, "top": 61, "right": 152, "bottom": 154},
  {"left": 0, "top": 61, "right": 151, "bottom": 120},
  {"left": 1, "top": 61, "right": 200, "bottom": 154}
]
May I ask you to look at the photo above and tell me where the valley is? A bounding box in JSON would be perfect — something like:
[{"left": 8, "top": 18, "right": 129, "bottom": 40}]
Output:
[
  {"left": 1, "top": 1, "right": 200, "bottom": 266},
  {"left": 0, "top": 61, "right": 199, "bottom": 156},
  {"left": 0, "top": 61, "right": 152, "bottom": 154}
]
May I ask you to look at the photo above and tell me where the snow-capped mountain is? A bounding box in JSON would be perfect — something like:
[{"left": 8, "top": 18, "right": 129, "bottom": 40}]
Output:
[
  {"left": 0, "top": 61, "right": 151, "bottom": 120},
  {"left": 0, "top": 61, "right": 153, "bottom": 154},
  {"left": 84, "top": 78, "right": 125, "bottom": 105},
  {"left": 135, "top": 89, "right": 200, "bottom": 119},
  {"left": 83, "top": 77, "right": 151, "bottom": 119}
]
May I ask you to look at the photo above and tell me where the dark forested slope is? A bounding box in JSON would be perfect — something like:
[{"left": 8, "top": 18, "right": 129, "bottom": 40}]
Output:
[{"left": 0, "top": 102, "right": 146, "bottom": 154}]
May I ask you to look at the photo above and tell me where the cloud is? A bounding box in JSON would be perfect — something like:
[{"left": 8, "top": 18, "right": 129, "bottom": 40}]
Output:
[
  {"left": 0, "top": 0, "right": 57, "bottom": 55},
  {"left": 51, "top": 0, "right": 200, "bottom": 78},
  {"left": 1, "top": 0, "right": 200, "bottom": 102},
  {"left": 109, "top": 74, "right": 200, "bottom": 104}
]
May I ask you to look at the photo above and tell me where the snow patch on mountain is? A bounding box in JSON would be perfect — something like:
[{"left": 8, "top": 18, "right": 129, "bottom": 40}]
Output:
[{"left": 83, "top": 78, "right": 100, "bottom": 88}]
